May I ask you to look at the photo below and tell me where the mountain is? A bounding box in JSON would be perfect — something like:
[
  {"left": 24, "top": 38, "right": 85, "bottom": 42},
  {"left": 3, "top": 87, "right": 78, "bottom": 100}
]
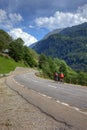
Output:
[
  {"left": 32, "top": 22, "right": 87, "bottom": 72},
  {"left": 43, "top": 28, "right": 63, "bottom": 39},
  {"left": 29, "top": 43, "right": 36, "bottom": 48}
]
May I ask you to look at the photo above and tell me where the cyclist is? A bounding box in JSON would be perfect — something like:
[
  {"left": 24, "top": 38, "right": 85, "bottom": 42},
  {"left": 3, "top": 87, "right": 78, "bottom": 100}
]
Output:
[{"left": 59, "top": 72, "right": 64, "bottom": 83}]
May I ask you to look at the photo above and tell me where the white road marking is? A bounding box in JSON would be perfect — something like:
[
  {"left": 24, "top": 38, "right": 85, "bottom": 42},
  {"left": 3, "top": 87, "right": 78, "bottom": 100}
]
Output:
[
  {"left": 61, "top": 102, "right": 69, "bottom": 106},
  {"left": 48, "top": 85, "right": 57, "bottom": 89},
  {"left": 73, "top": 107, "right": 80, "bottom": 111},
  {"left": 56, "top": 100, "right": 60, "bottom": 103},
  {"left": 79, "top": 111, "right": 87, "bottom": 115},
  {"left": 42, "top": 94, "right": 47, "bottom": 97}
]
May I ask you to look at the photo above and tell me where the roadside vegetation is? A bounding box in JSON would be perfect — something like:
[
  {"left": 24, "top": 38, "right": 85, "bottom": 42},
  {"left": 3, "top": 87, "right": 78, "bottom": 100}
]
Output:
[
  {"left": 38, "top": 54, "right": 87, "bottom": 86},
  {"left": 0, "top": 29, "right": 87, "bottom": 86},
  {"left": 0, "top": 54, "right": 25, "bottom": 74}
]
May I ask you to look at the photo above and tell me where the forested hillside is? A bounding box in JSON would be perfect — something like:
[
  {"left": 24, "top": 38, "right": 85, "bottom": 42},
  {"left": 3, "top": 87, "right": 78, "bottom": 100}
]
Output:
[{"left": 32, "top": 22, "right": 87, "bottom": 72}]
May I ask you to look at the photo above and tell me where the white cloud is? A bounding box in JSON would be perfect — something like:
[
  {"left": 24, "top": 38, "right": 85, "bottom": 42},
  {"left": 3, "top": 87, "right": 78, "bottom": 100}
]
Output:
[
  {"left": 0, "top": 9, "right": 7, "bottom": 23},
  {"left": 77, "top": 4, "right": 87, "bottom": 18},
  {"left": 9, "top": 28, "right": 37, "bottom": 46},
  {"left": 35, "top": 4, "right": 87, "bottom": 30},
  {"left": 29, "top": 25, "right": 34, "bottom": 28},
  {"left": 9, "top": 13, "right": 23, "bottom": 22},
  {"left": 0, "top": 9, "right": 23, "bottom": 29}
]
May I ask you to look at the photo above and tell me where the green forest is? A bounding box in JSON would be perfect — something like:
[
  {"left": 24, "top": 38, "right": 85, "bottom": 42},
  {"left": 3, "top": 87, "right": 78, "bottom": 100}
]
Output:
[
  {"left": 33, "top": 22, "right": 87, "bottom": 72},
  {"left": 0, "top": 29, "right": 87, "bottom": 86}
]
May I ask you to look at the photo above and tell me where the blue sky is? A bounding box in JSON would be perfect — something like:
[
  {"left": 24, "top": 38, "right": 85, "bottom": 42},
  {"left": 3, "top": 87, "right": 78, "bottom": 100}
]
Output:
[{"left": 0, "top": 0, "right": 87, "bottom": 46}]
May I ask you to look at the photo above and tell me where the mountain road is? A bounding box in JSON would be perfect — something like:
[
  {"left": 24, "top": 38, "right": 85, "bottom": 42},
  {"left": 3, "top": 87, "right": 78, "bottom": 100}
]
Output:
[
  {"left": 6, "top": 67, "right": 87, "bottom": 130},
  {"left": 14, "top": 69, "right": 87, "bottom": 112}
]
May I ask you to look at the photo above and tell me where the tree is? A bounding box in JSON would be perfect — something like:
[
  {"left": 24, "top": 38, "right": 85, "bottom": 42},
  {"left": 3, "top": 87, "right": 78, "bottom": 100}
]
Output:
[
  {"left": 59, "top": 62, "right": 67, "bottom": 77},
  {"left": 0, "top": 40, "right": 5, "bottom": 52},
  {"left": 47, "top": 57, "right": 58, "bottom": 78},
  {"left": 39, "top": 54, "right": 47, "bottom": 69},
  {"left": 23, "top": 46, "right": 37, "bottom": 67},
  {"left": 9, "top": 38, "right": 24, "bottom": 62},
  {"left": 78, "top": 72, "right": 87, "bottom": 85},
  {"left": 0, "top": 30, "right": 12, "bottom": 52},
  {"left": 39, "top": 55, "right": 59, "bottom": 79}
]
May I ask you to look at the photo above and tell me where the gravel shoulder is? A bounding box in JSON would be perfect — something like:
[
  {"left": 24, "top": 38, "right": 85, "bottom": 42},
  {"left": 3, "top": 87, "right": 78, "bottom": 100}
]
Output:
[{"left": 0, "top": 68, "right": 65, "bottom": 130}]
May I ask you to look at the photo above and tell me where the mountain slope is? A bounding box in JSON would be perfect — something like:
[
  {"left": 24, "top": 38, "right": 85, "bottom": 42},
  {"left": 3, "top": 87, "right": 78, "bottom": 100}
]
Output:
[
  {"left": 43, "top": 28, "right": 63, "bottom": 39},
  {"left": 32, "top": 22, "right": 87, "bottom": 72}
]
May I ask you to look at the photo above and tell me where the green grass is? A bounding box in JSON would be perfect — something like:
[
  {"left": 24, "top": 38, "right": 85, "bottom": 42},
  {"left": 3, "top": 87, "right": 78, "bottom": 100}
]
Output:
[{"left": 0, "top": 56, "right": 26, "bottom": 74}]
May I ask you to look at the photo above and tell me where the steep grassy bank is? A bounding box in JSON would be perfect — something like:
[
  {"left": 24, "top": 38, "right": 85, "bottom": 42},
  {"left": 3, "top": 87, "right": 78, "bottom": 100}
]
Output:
[{"left": 0, "top": 55, "right": 26, "bottom": 74}]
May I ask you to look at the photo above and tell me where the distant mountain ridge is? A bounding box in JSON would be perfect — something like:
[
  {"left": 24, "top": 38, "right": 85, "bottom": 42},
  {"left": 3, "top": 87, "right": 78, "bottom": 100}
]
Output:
[
  {"left": 32, "top": 22, "right": 87, "bottom": 72},
  {"left": 43, "top": 28, "right": 63, "bottom": 39}
]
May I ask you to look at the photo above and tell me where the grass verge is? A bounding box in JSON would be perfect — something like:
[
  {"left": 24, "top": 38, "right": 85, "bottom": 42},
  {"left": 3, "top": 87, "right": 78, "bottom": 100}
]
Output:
[{"left": 0, "top": 55, "right": 26, "bottom": 74}]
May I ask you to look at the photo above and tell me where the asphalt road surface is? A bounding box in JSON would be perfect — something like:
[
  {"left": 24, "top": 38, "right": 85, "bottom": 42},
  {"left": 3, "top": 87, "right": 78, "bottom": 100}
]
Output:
[{"left": 14, "top": 70, "right": 87, "bottom": 113}]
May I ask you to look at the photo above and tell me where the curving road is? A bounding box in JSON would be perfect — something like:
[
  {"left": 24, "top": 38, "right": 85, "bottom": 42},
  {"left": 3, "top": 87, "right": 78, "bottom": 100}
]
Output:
[{"left": 14, "top": 70, "right": 87, "bottom": 113}]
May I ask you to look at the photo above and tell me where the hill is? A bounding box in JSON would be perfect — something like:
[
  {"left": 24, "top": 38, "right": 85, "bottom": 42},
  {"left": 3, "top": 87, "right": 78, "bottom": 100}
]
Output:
[{"left": 32, "top": 22, "right": 87, "bottom": 72}]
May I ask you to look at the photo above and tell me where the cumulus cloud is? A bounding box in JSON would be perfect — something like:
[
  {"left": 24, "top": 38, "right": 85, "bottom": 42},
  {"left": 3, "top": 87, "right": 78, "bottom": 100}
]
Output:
[
  {"left": 35, "top": 4, "right": 87, "bottom": 30},
  {"left": 9, "top": 28, "right": 37, "bottom": 46},
  {"left": 9, "top": 13, "right": 23, "bottom": 22},
  {"left": 0, "top": 9, "right": 23, "bottom": 29},
  {"left": 0, "top": 9, "right": 7, "bottom": 22},
  {"left": 77, "top": 4, "right": 87, "bottom": 18}
]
